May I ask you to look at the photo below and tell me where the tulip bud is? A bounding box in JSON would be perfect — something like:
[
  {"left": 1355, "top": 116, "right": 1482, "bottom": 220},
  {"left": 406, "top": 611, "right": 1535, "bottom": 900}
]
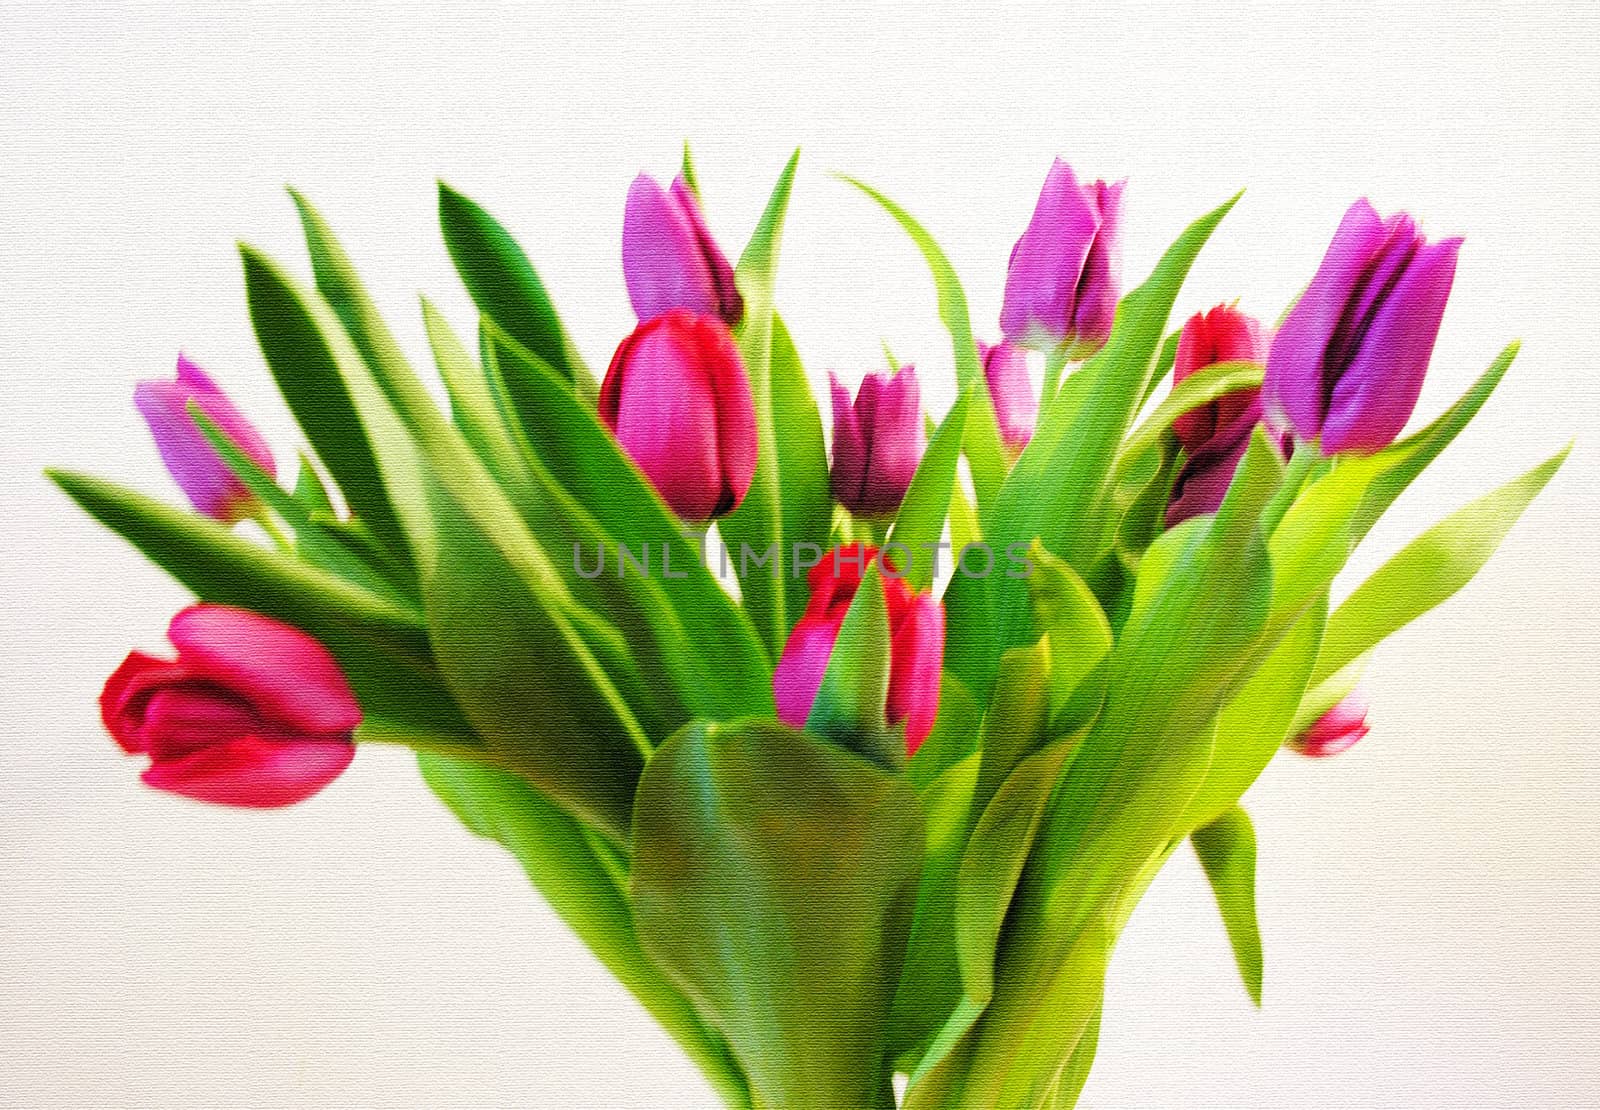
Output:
[
  {"left": 979, "top": 340, "right": 1037, "bottom": 452},
  {"left": 829, "top": 366, "right": 924, "bottom": 518},
  {"left": 1264, "top": 198, "right": 1462, "bottom": 455},
  {"left": 134, "top": 354, "right": 275, "bottom": 523},
  {"left": 1287, "top": 689, "right": 1371, "bottom": 757},
  {"left": 1000, "top": 158, "right": 1124, "bottom": 357},
  {"left": 623, "top": 172, "right": 743, "bottom": 327},
  {"left": 1166, "top": 305, "right": 1269, "bottom": 526},
  {"left": 772, "top": 545, "right": 944, "bottom": 754},
  {"left": 600, "top": 309, "right": 758, "bottom": 521},
  {"left": 100, "top": 605, "right": 360, "bottom": 806}
]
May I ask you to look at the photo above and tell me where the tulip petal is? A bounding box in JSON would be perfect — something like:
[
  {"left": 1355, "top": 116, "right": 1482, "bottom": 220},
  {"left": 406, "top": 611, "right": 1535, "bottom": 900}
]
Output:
[
  {"left": 166, "top": 605, "right": 361, "bottom": 736},
  {"left": 142, "top": 734, "right": 355, "bottom": 807},
  {"left": 1068, "top": 178, "right": 1125, "bottom": 351},
  {"left": 1321, "top": 236, "right": 1461, "bottom": 454},
  {"left": 1000, "top": 158, "right": 1102, "bottom": 348},
  {"left": 139, "top": 684, "right": 269, "bottom": 761},
  {"left": 1264, "top": 198, "right": 1389, "bottom": 439},
  {"left": 772, "top": 616, "right": 843, "bottom": 729},
  {"left": 623, "top": 174, "right": 720, "bottom": 322},
  {"left": 100, "top": 651, "right": 175, "bottom": 753},
  {"left": 886, "top": 595, "right": 944, "bottom": 754},
  {"left": 980, "top": 341, "right": 1037, "bottom": 451},
  {"left": 670, "top": 175, "right": 743, "bottom": 326},
  {"left": 829, "top": 372, "right": 869, "bottom": 510}
]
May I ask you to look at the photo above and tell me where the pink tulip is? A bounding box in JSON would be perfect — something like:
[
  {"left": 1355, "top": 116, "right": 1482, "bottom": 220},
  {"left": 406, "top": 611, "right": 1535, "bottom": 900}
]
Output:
[
  {"left": 622, "top": 173, "right": 743, "bottom": 327},
  {"left": 134, "top": 354, "right": 275, "bottom": 522},
  {"left": 829, "top": 366, "right": 924, "bottom": 518},
  {"left": 100, "top": 605, "right": 360, "bottom": 807},
  {"left": 1166, "top": 305, "right": 1270, "bottom": 526},
  {"left": 1000, "top": 158, "right": 1124, "bottom": 356},
  {"left": 600, "top": 309, "right": 758, "bottom": 521},
  {"left": 979, "top": 340, "right": 1037, "bottom": 452},
  {"left": 772, "top": 545, "right": 944, "bottom": 754},
  {"left": 1288, "top": 689, "right": 1371, "bottom": 757}
]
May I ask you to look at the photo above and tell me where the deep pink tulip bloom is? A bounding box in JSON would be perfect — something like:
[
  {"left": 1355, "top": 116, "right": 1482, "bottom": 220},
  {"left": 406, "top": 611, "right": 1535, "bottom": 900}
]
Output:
[
  {"left": 100, "top": 605, "right": 360, "bottom": 807},
  {"left": 134, "top": 354, "right": 275, "bottom": 522},
  {"left": 1166, "top": 305, "right": 1270, "bottom": 526},
  {"left": 1288, "top": 689, "right": 1372, "bottom": 757},
  {"left": 1000, "top": 158, "right": 1124, "bottom": 356},
  {"left": 622, "top": 173, "right": 743, "bottom": 327},
  {"left": 1264, "top": 198, "right": 1462, "bottom": 455},
  {"left": 979, "top": 340, "right": 1037, "bottom": 452},
  {"left": 829, "top": 366, "right": 924, "bottom": 518},
  {"left": 600, "top": 309, "right": 757, "bottom": 521},
  {"left": 772, "top": 545, "right": 944, "bottom": 754}
]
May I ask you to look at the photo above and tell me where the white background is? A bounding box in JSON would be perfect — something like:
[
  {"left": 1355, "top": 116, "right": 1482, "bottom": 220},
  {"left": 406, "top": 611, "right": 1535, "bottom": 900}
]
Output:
[{"left": 3, "top": 1, "right": 1598, "bottom": 1106}]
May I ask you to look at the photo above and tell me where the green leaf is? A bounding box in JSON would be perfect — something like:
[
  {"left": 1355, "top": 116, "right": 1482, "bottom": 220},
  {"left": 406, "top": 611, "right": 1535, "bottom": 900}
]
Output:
[
  {"left": 973, "top": 640, "right": 1056, "bottom": 813},
  {"left": 1027, "top": 544, "right": 1113, "bottom": 728},
  {"left": 240, "top": 245, "right": 416, "bottom": 565},
  {"left": 1117, "top": 359, "right": 1264, "bottom": 464},
  {"left": 1191, "top": 806, "right": 1264, "bottom": 1006},
  {"left": 420, "top": 297, "right": 527, "bottom": 481},
  {"left": 418, "top": 753, "right": 751, "bottom": 1109},
  {"left": 1046, "top": 1001, "right": 1102, "bottom": 1109},
  {"left": 806, "top": 561, "right": 898, "bottom": 766},
  {"left": 770, "top": 314, "right": 833, "bottom": 625},
  {"left": 906, "top": 670, "right": 983, "bottom": 792},
  {"left": 721, "top": 150, "right": 801, "bottom": 655},
  {"left": 631, "top": 719, "right": 924, "bottom": 1110},
  {"left": 842, "top": 176, "right": 1008, "bottom": 512},
  {"left": 437, "top": 181, "right": 591, "bottom": 388},
  {"left": 888, "top": 390, "right": 970, "bottom": 591},
  {"left": 679, "top": 140, "right": 701, "bottom": 199},
  {"left": 1313, "top": 445, "right": 1568, "bottom": 688}
]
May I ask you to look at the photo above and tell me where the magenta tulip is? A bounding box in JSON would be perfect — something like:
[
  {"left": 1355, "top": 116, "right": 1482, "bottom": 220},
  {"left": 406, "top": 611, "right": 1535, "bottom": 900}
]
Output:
[
  {"left": 1287, "top": 689, "right": 1371, "bottom": 757},
  {"left": 134, "top": 354, "right": 275, "bottom": 522},
  {"left": 829, "top": 366, "right": 924, "bottom": 518},
  {"left": 1000, "top": 158, "right": 1124, "bottom": 356},
  {"left": 772, "top": 545, "right": 944, "bottom": 754},
  {"left": 100, "top": 605, "right": 360, "bottom": 807},
  {"left": 1166, "top": 305, "right": 1270, "bottom": 526},
  {"left": 979, "top": 340, "right": 1037, "bottom": 452},
  {"left": 622, "top": 173, "right": 743, "bottom": 327},
  {"left": 600, "top": 309, "right": 757, "bottom": 521},
  {"left": 1264, "top": 198, "right": 1462, "bottom": 455}
]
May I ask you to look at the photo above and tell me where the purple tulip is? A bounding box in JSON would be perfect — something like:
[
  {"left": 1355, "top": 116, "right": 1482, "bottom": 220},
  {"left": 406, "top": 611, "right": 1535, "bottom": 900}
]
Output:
[
  {"left": 1264, "top": 198, "right": 1462, "bottom": 455},
  {"left": 100, "top": 604, "right": 360, "bottom": 807},
  {"left": 979, "top": 340, "right": 1037, "bottom": 452},
  {"left": 1287, "top": 689, "right": 1371, "bottom": 757},
  {"left": 1000, "top": 158, "right": 1124, "bottom": 356},
  {"left": 134, "top": 354, "right": 275, "bottom": 523},
  {"left": 1166, "top": 305, "right": 1270, "bottom": 526},
  {"left": 622, "top": 173, "right": 743, "bottom": 327},
  {"left": 829, "top": 366, "right": 924, "bottom": 518},
  {"left": 600, "top": 309, "right": 757, "bottom": 521},
  {"left": 772, "top": 545, "right": 944, "bottom": 755}
]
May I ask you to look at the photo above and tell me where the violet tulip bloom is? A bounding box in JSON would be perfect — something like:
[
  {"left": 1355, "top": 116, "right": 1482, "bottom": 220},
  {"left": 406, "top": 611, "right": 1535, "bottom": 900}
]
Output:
[
  {"left": 600, "top": 309, "right": 757, "bottom": 521},
  {"left": 1166, "top": 305, "right": 1270, "bottom": 526},
  {"left": 100, "top": 605, "right": 360, "bottom": 807},
  {"left": 772, "top": 545, "right": 944, "bottom": 754},
  {"left": 622, "top": 173, "right": 743, "bottom": 327},
  {"left": 1000, "top": 158, "right": 1124, "bottom": 357},
  {"left": 1264, "top": 198, "right": 1462, "bottom": 455},
  {"left": 829, "top": 366, "right": 924, "bottom": 518},
  {"left": 979, "top": 340, "right": 1037, "bottom": 452},
  {"left": 134, "top": 354, "right": 275, "bottom": 522},
  {"left": 1287, "top": 689, "right": 1371, "bottom": 757}
]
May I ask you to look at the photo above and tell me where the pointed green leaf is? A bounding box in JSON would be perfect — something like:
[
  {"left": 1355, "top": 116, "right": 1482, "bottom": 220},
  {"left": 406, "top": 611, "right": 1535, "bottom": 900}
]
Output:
[
  {"left": 1191, "top": 805, "right": 1264, "bottom": 1005},
  {"left": 888, "top": 390, "right": 970, "bottom": 591},
  {"left": 770, "top": 314, "right": 833, "bottom": 625},
  {"left": 806, "top": 560, "right": 897, "bottom": 766}
]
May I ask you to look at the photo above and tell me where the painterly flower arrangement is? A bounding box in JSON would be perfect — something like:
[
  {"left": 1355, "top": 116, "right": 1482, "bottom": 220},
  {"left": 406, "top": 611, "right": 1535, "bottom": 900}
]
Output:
[{"left": 54, "top": 147, "right": 1565, "bottom": 1108}]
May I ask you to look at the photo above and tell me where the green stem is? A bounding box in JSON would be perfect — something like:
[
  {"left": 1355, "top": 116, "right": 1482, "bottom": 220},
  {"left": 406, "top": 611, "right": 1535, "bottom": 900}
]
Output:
[
  {"left": 251, "top": 506, "right": 295, "bottom": 551},
  {"left": 1260, "top": 441, "right": 1318, "bottom": 535}
]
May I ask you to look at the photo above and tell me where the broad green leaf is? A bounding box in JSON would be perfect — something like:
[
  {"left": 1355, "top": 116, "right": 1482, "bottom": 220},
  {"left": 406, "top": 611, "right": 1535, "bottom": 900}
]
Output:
[
  {"left": 770, "top": 314, "right": 833, "bottom": 625},
  {"left": 948, "top": 479, "right": 982, "bottom": 554},
  {"left": 806, "top": 561, "right": 898, "bottom": 766},
  {"left": 420, "top": 297, "right": 526, "bottom": 480},
  {"left": 1312, "top": 446, "right": 1568, "bottom": 688},
  {"left": 906, "top": 670, "right": 983, "bottom": 792},
  {"left": 631, "top": 720, "right": 923, "bottom": 1110},
  {"left": 1191, "top": 806, "right": 1264, "bottom": 1005},
  {"left": 888, "top": 390, "right": 970, "bottom": 591},
  {"left": 241, "top": 246, "right": 415, "bottom": 565},
  {"left": 1046, "top": 1001, "right": 1102, "bottom": 1109},
  {"left": 1027, "top": 544, "right": 1113, "bottom": 727},
  {"left": 721, "top": 150, "right": 801, "bottom": 656},
  {"left": 973, "top": 640, "right": 1055, "bottom": 812},
  {"left": 482, "top": 316, "right": 774, "bottom": 717},
  {"left": 842, "top": 177, "right": 1008, "bottom": 511},
  {"left": 418, "top": 753, "right": 752, "bottom": 1109},
  {"left": 437, "top": 181, "right": 591, "bottom": 388}
]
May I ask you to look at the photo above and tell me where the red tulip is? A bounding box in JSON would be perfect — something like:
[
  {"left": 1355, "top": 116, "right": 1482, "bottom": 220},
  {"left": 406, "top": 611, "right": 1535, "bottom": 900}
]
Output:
[
  {"left": 100, "top": 605, "right": 360, "bottom": 807},
  {"left": 600, "top": 309, "right": 758, "bottom": 521},
  {"left": 1287, "top": 689, "right": 1371, "bottom": 757},
  {"left": 772, "top": 545, "right": 944, "bottom": 754},
  {"left": 1166, "top": 305, "right": 1271, "bottom": 526}
]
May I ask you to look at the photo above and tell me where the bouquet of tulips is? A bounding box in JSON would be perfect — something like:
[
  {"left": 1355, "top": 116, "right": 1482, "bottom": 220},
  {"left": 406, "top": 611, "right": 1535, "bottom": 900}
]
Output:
[{"left": 54, "top": 147, "right": 1566, "bottom": 1109}]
